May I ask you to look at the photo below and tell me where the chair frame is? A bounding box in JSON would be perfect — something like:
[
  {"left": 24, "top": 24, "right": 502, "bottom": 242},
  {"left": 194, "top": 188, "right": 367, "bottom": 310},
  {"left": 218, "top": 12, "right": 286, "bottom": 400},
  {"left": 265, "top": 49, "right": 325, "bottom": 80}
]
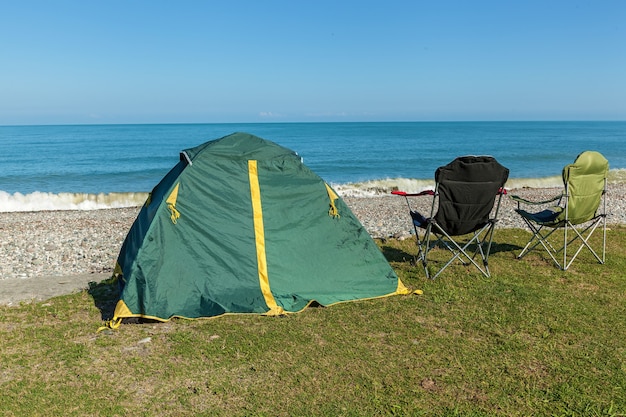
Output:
[
  {"left": 394, "top": 186, "right": 507, "bottom": 280},
  {"left": 512, "top": 179, "right": 607, "bottom": 270}
]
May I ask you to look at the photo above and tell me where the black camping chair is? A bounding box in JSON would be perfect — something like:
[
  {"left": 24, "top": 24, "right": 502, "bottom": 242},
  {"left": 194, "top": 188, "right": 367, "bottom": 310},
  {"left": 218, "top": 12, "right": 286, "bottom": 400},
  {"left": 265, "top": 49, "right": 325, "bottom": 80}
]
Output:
[
  {"left": 393, "top": 156, "right": 509, "bottom": 279},
  {"left": 510, "top": 151, "right": 608, "bottom": 270}
]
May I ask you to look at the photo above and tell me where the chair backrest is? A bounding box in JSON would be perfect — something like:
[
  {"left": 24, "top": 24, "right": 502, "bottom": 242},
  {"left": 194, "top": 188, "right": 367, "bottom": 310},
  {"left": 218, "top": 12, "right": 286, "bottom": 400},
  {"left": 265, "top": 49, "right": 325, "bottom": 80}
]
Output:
[
  {"left": 560, "top": 151, "right": 609, "bottom": 225},
  {"left": 434, "top": 156, "right": 509, "bottom": 236}
]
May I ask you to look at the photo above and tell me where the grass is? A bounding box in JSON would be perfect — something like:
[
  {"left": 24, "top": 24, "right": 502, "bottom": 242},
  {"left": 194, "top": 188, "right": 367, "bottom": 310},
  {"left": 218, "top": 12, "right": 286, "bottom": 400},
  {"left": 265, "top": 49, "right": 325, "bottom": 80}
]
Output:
[{"left": 1, "top": 226, "right": 625, "bottom": 416}]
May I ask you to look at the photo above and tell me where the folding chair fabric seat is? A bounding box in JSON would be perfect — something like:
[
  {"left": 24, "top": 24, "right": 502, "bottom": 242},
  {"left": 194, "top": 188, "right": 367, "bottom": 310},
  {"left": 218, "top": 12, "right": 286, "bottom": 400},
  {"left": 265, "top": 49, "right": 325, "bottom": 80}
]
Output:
[
  {"left": 393, "top": 155, "right": 509, "bottom": 279},
  {"left": 410, "top": 210, "right": 428, "bottom": 228},
  {"left": 516, "top": 207, "right": 563, "bottom": 225}
]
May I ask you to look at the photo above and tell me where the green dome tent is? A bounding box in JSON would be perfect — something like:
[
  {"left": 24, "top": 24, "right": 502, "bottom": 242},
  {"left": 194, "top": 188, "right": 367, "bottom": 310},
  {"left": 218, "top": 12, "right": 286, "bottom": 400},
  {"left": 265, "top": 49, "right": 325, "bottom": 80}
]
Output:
[{"left": 105, "top": 132, "right": 408, "bottom": 327}]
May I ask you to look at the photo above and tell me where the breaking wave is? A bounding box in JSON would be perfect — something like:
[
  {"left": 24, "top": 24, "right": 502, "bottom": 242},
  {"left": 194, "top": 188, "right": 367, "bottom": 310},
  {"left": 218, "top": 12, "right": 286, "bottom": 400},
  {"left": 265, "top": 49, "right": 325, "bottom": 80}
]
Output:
[
  {"left": 332, "top": 176, "right": 569, "bottom": 197},
  {"left": 0, "top": 191, "right": 149, "bottom": 213},
  {"left": 333, "top": 168, "right": 626, "bottom": 197},
  {"left": 1, "top": 169, "right": 624, "bottom": 212}
]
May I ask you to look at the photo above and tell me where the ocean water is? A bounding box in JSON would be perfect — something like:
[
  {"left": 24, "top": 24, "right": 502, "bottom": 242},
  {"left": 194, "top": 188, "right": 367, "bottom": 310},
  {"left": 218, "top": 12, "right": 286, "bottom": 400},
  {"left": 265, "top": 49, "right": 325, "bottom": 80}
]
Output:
[{"left": 0, "top": 121, "right": 625, "bottom": 212}]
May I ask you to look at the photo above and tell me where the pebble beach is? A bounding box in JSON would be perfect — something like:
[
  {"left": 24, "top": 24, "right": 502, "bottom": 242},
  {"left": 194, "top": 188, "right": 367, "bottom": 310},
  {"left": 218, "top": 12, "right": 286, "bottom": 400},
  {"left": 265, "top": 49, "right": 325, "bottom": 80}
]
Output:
[{"left": 1, "top": 185, "right": 624, "bottom": 281}]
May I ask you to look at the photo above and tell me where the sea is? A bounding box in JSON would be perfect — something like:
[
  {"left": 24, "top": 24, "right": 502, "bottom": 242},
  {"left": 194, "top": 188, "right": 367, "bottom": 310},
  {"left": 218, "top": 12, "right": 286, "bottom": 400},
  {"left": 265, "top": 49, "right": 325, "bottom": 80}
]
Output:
[{"left": 1, "top": 121, "right": 625, "bottom": 212}]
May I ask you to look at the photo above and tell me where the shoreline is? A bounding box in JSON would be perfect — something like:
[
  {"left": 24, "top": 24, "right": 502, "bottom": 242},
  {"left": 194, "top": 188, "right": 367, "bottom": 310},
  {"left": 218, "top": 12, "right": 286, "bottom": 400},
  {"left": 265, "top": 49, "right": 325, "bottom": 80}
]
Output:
[{"left": 1, "top": 185, "right": 624, "bottom": 282}]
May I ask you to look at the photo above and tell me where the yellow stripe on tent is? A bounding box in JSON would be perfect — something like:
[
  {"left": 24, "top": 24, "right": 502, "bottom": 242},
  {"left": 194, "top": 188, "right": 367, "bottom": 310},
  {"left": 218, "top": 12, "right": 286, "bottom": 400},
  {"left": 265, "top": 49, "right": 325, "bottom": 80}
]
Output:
[
  {"left": 166, "top": 183, "right": 181, "bottom": 224},
  {"left": 248, "top": 160, "right": 284, "bottom": 316},
  {"left": 324, "top": 183, "right": 341, "bottom": 218}
]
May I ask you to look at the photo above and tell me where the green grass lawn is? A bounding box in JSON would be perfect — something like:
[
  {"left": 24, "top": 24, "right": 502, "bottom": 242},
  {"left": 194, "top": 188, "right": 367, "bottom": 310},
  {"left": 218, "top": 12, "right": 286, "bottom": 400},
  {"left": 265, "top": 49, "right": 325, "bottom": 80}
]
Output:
[{"left": 1, "top": 226, "right": 625, "bottom": 416}]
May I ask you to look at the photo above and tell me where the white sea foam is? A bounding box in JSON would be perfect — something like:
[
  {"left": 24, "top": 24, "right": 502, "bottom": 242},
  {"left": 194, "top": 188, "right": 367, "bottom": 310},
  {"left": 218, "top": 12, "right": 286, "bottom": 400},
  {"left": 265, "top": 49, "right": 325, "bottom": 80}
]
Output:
[
  {"left": 1, "top": 169, "right": 624, "bottom": 212},
  {"left": 0, "top": 191, "right": 148, "bottom": 212},
  {"left": 503, "top": 176, "right": 563, "bottom": 190},
  {"left": 332, "top": 178, "right": 435, "bottom": 197},
  {"left": 333, "top": 169, "right": 626, "bottom": 197},
  {"left": 332, "top": 176, "right": 565, "bottom": 197}
]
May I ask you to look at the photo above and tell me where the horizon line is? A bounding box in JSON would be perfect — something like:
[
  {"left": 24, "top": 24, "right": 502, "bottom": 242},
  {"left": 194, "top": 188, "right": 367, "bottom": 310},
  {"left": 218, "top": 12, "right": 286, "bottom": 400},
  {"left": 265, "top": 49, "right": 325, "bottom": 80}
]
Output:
[{"left": 2, "top": 119, "right": 626, "bottom": 128}]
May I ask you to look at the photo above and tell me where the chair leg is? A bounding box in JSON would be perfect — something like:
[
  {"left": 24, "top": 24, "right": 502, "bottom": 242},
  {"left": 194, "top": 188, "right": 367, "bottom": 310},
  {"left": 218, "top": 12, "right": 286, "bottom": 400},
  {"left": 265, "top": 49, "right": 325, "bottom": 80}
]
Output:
[
  {"left": 517, "top": 217, "right": 605, "bottom": 271},
  {"left": 563, "top": 218, "right": 605, "bottom": 270},
  {"left": 517, "top": 219, "right": 543, "bottom": 259},
  {"left": 428, "top": 225, "right": 494, "bottom": 279},
  {"left": 517, "top": 218, "right": 565, "bottom": 269},
  {"left": 413, "top": 225, "right": 430, "bottom": 279},
  {"left": 518, "top": 221, "right": 559, "bottom": 258},
  {"left": 474, "top": 234, "right": 491, "bottom": 277},
  {"left": 563, "top": 221, "right": 568, "bottom": 270},
  {"left": 602, "top": 214, "right": 607, "bottom": 264}
]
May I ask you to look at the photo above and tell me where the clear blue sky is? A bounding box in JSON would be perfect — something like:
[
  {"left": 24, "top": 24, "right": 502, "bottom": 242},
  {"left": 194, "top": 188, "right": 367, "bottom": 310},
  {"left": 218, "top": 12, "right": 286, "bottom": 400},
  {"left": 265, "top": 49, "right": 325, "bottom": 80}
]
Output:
[{"left": 1, "top": 1, "right": 625, "bottom": 125}]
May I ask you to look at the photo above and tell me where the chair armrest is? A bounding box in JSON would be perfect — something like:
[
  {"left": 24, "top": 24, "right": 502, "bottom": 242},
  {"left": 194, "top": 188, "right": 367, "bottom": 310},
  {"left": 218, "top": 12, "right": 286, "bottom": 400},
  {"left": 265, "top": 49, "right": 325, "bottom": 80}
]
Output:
[
  {"left": 391, "top": 190, "right": 435, "bottom": 197},
  {"left": 509, "top": 193, "right": 562, "bottom": 206}
]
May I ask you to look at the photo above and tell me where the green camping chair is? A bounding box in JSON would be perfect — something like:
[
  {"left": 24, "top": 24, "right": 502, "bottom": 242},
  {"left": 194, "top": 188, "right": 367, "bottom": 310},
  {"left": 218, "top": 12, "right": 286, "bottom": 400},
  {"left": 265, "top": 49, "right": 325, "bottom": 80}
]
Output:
[
  {"left": 393, "top": 155, "right": 509, "bottom": 279},
  {"left": 511, "top": 151, "right": 609, "bottom": 270}
]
